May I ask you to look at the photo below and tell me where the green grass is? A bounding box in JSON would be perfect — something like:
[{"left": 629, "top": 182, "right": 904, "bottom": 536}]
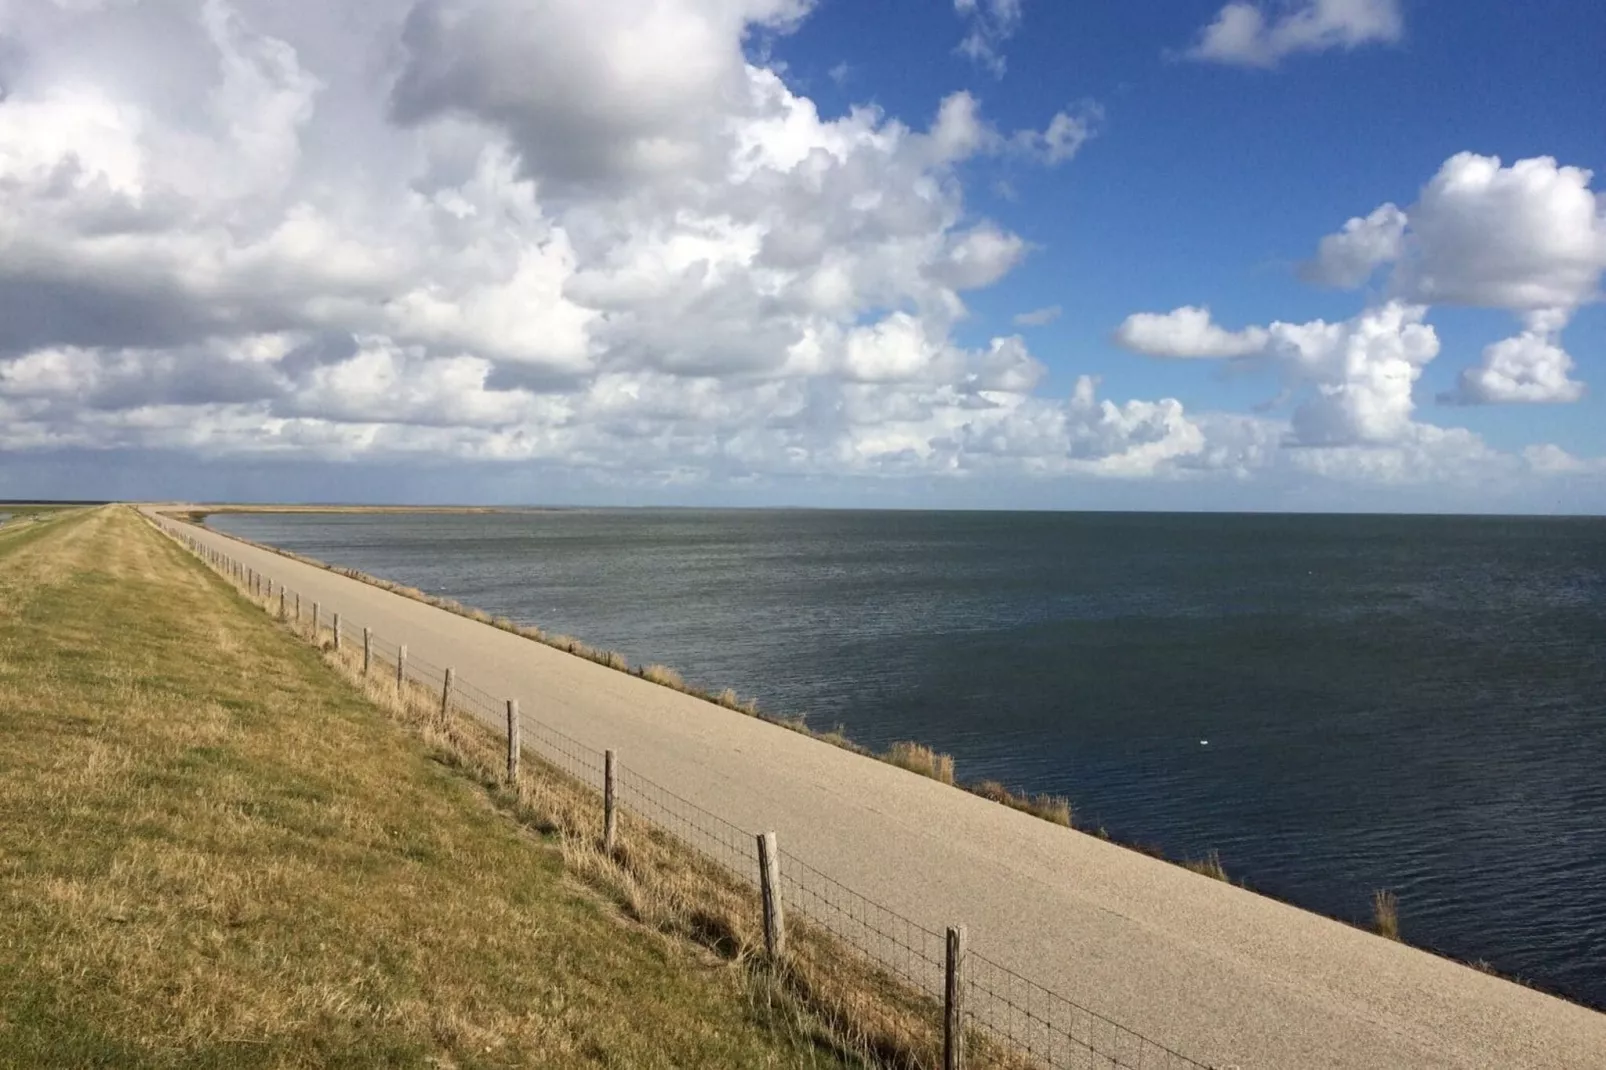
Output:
[{"left": 0, "top": 507, "right": 857, "bottom": 1069}]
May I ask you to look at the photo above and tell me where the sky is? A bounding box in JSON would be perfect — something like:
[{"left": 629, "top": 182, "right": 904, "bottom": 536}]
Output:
[{"left": 2, "top": 0, "right": 1604, "bottom": 512}]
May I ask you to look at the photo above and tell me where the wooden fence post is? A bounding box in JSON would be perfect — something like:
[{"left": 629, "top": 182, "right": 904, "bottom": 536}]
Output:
[
  {"left": 397, "top": 645, "right": 407, "bottom": 690},
  {"left": 757, "top": 831, "right": 785, "bottom": 960},
  {"left": 295, "top": 592, "right": 301, "bottom": 621},
  {"left": 505, "top": 700, "right": 521, "bottom": 782},
  {"left": 440, "top": 668, "right": 454, "bottom": 724},
  {"left": 279, "top": 590, "right": 285, "bottom": 619},
  {"left": 945, "top": 925, "right": 968, "bottom": 1070},
  {"left": 604, "top": 750, "right": 618, "bottom": 853},
  {"left": 363, "top": 628, "right": 372, "bottom": 676},
  {"left": 311, "top": 602, "right": 320, "bottom": 636},
  {"left": 332, "top": 613, "right": 342, "bottom": 651}
]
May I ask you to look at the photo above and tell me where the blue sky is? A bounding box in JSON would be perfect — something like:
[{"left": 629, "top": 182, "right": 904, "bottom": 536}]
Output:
[
  {"left": 786, "top": 0, "right": 1606, "bottom": 452},
  {"left": 1, "top": 0, "right": 1603, "bottom": 511}
]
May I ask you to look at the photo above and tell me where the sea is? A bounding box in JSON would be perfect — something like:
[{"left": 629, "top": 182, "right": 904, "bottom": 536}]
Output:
[{"left": 207, "top": 508, "right": 1606, "bottom": 1008}]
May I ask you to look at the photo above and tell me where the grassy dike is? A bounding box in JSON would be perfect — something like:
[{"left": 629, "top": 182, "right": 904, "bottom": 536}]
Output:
[
  {"left": 175, "top": 510, "right": 1074, "bottom": 829},
  {"left": 0, "top": 507, "right": 858, "bottom": 1069},
  {"left": 177, "top": 509, "right": 1444, "bottom": 967}
]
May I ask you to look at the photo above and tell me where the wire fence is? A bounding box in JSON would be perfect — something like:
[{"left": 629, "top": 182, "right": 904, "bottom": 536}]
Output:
[
  {"left": 158, "top": 520, "right": 1217, "bottom": 1070},
  {"left": 778, "top": 846, "right": 949, "bottom": 1000}
]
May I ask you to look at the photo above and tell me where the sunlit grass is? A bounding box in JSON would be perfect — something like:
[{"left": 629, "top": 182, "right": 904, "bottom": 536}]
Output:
[
  {"left": 184, "top": 515, "right": 1042, "bottom": 1070},
  {"left": 1373, "top": 889, "right": 1401, "bottom": 941},
  {"left": 0, "top": 507, "right": 860, "bottom": 1068},
  {"left": 882, "top": 741, "right": 956, "bottom": 785}
]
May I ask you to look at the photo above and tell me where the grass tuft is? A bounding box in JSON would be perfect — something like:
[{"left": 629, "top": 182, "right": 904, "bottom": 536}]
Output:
[
  {"left": 967, "top": 781, "right": 1073, "bottom": 827},
  {"left": 1373, "top": 889, "right": 1400, "bottom": 941},
  {"left": 882, "top": 741, "right": 956, "bottom": 786},
  {"left": 1182, "top": 850, "right": 1229, "bottom": 882},
  {"left": 643, "top": 663, "right": 686, "bottom": 690}
]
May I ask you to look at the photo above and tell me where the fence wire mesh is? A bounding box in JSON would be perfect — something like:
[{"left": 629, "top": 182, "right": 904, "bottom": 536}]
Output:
[
  {"left": 777, "top": 847, "right": 948, "bottom": 1001},
  {"left": 615, "top": 766, "right": 757, "bottom": 883},
  {"left": 968, "top": 951, "right": 1206, "bottom": 1070},
  {"left": 521, "top": 715, "right": 606, "bottom": 789},
  {"left": 161, "top": 520, "right": 1219, "bottom": 1070}
]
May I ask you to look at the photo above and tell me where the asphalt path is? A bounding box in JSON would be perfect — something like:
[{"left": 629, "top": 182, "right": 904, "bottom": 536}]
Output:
[{"left": 152, "top": 510, "right": 1606, "bottom": 1069}]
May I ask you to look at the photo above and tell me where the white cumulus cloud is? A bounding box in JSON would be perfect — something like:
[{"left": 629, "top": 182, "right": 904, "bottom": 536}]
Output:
[
  {"left": 1185, "top": 0, "right": 1403, "bottom": 68},
  {"left": 1116, "top": 302, "right": 1441, "bottom": 447},
  {"left": 1440, "top": 328, "right": 1586, "bottom": 406},
  {"left": 1300, "top": 203, "right": 1407, "bottom": 288},
  {"left": 1302, "top": 153, "right": 1604, "bottom": 404},
  {"left": 1113, "top": 306, "right": 1270, "bottom": 359},
  {"left": 1307, "top": 154, "right": 1606, "bottom": 313},
  {"left": 1265, "top": 301, "right": 1438, "bottom": 446},
  {"left": 1396, "top": 153, "right": 1606, "bottom": 312}
]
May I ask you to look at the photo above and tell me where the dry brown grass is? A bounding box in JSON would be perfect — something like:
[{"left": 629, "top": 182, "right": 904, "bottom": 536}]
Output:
[
  {"left": 643, "top": 663, "right": 686, "bottom": 689},
  {"left": 179, "top": 519, "right": 1044, "bottom": 1070},
  {"left": 882, "top": 742, "right": 956, "bottom": 786},
  {"left": 1181, "top": 850, "right": 1230, "bottom": 882},
  {"left": 967, "top": 781, "right": 1073, "bottom": 827},
  {"left": 1, "top": 507, "right": 862, "bottom": 1069},
  {"left": 1373, "top": 889, "right": 1400, "bottom": 941}
]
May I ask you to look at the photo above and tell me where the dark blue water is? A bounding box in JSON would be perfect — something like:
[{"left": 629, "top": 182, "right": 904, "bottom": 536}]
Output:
[{"left": 209, "top": 509, "right": 1606, "bottom": 1008}]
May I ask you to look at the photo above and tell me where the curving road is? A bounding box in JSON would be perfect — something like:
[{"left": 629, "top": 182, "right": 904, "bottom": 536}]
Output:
[{"left": 149, "top": 508, "right": 1606, "bottom": 1070}]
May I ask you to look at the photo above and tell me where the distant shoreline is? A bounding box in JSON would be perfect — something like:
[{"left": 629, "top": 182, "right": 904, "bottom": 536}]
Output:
[{"left": 175, "top": 504, "right": 518, "bottom": 519}]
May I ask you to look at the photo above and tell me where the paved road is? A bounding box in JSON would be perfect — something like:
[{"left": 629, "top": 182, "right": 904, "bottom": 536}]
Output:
[{"left": 152, "top": 509, "right": 1606, "bottom": 1069}]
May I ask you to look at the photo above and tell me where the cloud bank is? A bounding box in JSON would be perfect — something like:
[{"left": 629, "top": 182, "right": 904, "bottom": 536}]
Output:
[
  {"left": 0, "top": 1, "right": 1599, "bottom": 510},
  {"left": 0, "top": 0, "right": 1191, "bottom": 498}
]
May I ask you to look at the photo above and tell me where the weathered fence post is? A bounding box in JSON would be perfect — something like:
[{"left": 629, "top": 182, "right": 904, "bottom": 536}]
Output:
[
  {"left": 295, "top": 592, "right": 301, "bottom": 621},
  {"left": 332, "top": 613, "right": 342, "bottom": 651},
  {"left": 945, "top": 925, "right": 968, "bottom": 1070},
  {"left": 311, "top": 602, "right": 320, "bottom": 635},
  {"left": 757, "top": 831, "right": 785, "bottom": 960},
  {"left": 604, "top": 750, "right": 618, "bottom": 853},
  {"left": 440, "top": 668, "right": 453, "bottom": 724},
  {"left": 397, "top": 645, "right": 407, "bottom": 690},
  {"left": 363, "top": 628, "right": 372, "bottom": 676},
  {"left": 505, "top": 699, "right": 520, "bottom": 782},
  {"left": 279, "top": 590, "right": 285, "bottom": 619}
]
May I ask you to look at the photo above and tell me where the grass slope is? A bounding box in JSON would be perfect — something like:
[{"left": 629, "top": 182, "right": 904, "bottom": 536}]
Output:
[{"left": 0, "top": 507, "right": 850, "bottom": 1069}]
